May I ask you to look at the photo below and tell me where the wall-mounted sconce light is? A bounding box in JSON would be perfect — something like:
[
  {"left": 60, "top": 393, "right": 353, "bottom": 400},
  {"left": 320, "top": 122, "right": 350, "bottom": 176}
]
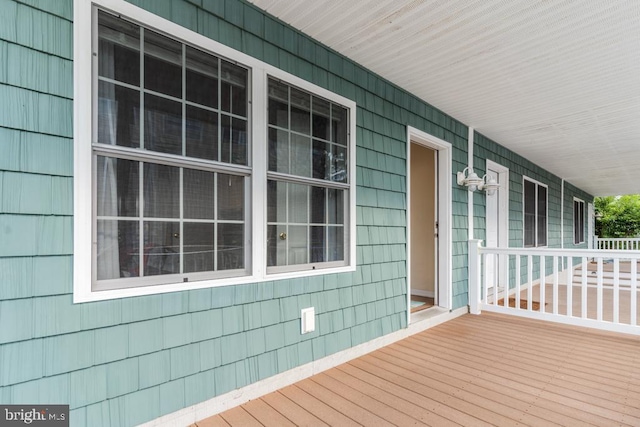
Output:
[
  {"left": 481, "top": 174, "right": 500, "bottom": 196},
  {"left": 457, "top": 167, "right": 484, "bottom": 192},
  {"left": 457, "top": 167, "right": 500, "bottom": 195}
]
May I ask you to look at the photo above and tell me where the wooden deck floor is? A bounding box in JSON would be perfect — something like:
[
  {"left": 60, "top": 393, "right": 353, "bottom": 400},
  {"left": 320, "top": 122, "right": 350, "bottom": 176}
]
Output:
[{"left": 194, "top": 313, "right": 640, "bottom": 426}]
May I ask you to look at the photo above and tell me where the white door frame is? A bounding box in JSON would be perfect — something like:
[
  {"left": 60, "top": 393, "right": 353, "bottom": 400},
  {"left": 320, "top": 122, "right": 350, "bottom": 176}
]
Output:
[
  {"left": 485, "top": 160, "right": 509, "bottom": 293},
  {"left": 406, "top": 126, "right": 452, "bottom": 324}
]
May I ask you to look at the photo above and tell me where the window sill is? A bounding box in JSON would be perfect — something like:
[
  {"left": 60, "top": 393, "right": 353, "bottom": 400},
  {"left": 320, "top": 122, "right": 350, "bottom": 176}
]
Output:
[{"left": 73, "top": 264, "right": 356, "bottom": 303}]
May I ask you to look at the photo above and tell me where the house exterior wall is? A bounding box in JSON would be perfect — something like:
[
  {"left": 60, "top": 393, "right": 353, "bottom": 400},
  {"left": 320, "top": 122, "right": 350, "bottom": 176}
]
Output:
[
  {"left": 473, "top": 133, "right": 593, "bottom": 283},
  {"left": 0, "top": 0, "right": 592, "bottom": 426}
]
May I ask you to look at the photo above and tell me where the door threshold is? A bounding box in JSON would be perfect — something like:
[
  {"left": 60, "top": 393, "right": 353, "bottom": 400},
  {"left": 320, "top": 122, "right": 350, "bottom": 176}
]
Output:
[{"left": 408, "top": 305, "right": 463, "bottom": 334}]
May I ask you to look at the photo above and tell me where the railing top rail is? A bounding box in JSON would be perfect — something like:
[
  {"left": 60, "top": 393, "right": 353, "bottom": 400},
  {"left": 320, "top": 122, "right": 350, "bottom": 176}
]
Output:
[
  {"left": 478, "top": 246, "right": 640, "bottom": 259},
  {"left": 595, "top": 237, "right": 640, "bottom": 241}
]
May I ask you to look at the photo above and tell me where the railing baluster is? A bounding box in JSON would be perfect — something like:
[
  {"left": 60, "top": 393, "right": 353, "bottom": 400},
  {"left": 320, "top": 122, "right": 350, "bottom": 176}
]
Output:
[
  {"left": 515, "top": 254, "right": 521, "bottom": 310},
  {"left": 483, "top": 253, "right": 489, "bottom": 305},
  {"left": 553, "top": 256, "right": 559, "bottom": 315},
  {"left": 597, "top": 257, "right": 603, "bottom": 321},
  {"left": 566, "top": 256, "right": 573, "bottom": 317},
  {"left": 613, "top": 258, "right": 620, "bottom": 324},
  {"left": 540, "top": 256, "right": 546, "bottom": 313},
  {"left": 581, "top": 256, "right": 588, "bottom": 319},
  {"left": 527, "top": 255, "right": 533, "bottom": 311},
  {"left": 632, "top": 260, "right": 638, "bottom": 326}
]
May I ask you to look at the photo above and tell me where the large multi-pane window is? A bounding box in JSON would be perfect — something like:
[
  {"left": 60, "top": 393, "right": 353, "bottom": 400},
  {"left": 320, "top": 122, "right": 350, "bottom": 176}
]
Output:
[
  {"left": 574, "top": 198, "right": 585, "bottom": 244},
  {"left": 94, "top": 11, "right": 249, "bottom": 288},
  {"left": 267, "top": 79, "right": 349, "bottom": 270},
  {"left": 523, "top": 178, "right": 547, "bottom": 247},
  {"left": 80, "top": 7, "right": 355, "bottom": 297}
]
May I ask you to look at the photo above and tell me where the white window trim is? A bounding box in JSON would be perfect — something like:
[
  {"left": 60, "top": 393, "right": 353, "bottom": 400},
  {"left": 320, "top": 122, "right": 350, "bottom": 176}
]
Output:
[
  {"left": 522, "top": 176, "right": 548, "bottom": 248},
  {"left": 74, "top": 0, "right": 356, "bottom": 303},
  {"left": 573, "top": 197, "right": 585, "bottom": 244}
]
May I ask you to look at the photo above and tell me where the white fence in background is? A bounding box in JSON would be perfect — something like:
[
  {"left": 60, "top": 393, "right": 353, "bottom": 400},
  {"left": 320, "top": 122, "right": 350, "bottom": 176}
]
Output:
[
  {"left": 468, "top": 240, "right": 640, "bottom": 335},
  {"left": 595, "top": 236, "right": 640, "bottom": 250}
]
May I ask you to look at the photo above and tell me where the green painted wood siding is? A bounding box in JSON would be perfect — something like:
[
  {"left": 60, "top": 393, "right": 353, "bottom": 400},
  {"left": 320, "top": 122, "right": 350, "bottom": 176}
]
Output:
[{"left": 0, "top": 0, "right": 594, "bottom": 426}]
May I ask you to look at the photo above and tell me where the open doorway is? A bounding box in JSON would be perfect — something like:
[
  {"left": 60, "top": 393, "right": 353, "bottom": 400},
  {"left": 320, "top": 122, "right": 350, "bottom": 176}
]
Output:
[
  {"left": 409, "top": 144, "right": 437, "bottom": 312},
  {"left": 407, "top": 127, "right": 452, "bottom": 324}
]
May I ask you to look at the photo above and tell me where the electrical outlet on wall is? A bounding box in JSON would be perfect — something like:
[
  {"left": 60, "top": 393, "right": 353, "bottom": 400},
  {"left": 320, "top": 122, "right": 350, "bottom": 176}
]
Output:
[{"left": 300, "top": 307, "right": 315, "bottom": 334}]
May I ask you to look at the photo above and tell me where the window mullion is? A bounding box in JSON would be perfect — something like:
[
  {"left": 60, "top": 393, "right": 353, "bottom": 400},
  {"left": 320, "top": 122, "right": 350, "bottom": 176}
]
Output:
[
  {"left": 180, "top": 45, "right": 186, "bottom": 275},
  {"left": 214, "top": 172, "right": 218, "bottom": 272},
  {"left": 252, "top": 67, "right": 267, "bottom": 278},
  {"left": 139, "top": 161, "right": 145, "bottom": 278},
  {"left": 138, "top": 26, "right": 145, "bottom": 278}
]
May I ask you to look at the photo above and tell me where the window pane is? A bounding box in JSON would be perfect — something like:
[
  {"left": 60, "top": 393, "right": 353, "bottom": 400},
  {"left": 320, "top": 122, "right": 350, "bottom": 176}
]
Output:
[
  {"left": 267, "top": 180, "right": 286, "bottom": 223},
  {"left": 221, "top": 117, "right": 248, "bottom": 165},
  {"left": 537, "top": 186, "right": 547, "bottom": 246},
  {"left": 186, "top": 46, "right": 218, "bottom": 109},
  {"left": 288, "top": 225, "right": 308, "bottom": 265},
  {"left": 97, "top": 156, "right": 139, "bottom": 217},
  {"left": 184, "top": 168, "right": 214, "bottom": 220},
  {"left": 268, "top": 128, "right": 289, "bottom": 173},
  {"left": 524, "top": 180, "right": 536, "bottom": 246},
  {"left": 312, "top": 97, "right": 330, "bottom": 140},
  {"left": 186, "top": 106, "right": 218, "bottom": 161},
  {"left": 98, "top": 81, "right": 140, "bottom": 148},
  {"left": 574, "top": 201, "right": 579, "bottom": 243},
  {"left": 267, "top": 225, "right": 286, "bottom": 266},
  {"left": 312, "top": 139, "right": 329, "bottom": 180},
  {"left": 144, "top": 221, "right": 180, "bottom": 276},
  {"left": 98, "top": 11, "right": 140, "bottom": 86},
  {"left": 331, "top": 104, "right": 348, "bottom": 146},
  {"left": 144, "top": 163, "right": 179, "bottom": 218},
  {"left": 328, "top": 226, "right": 344, "bottom": 261},
  {"left": 97, "top": 220, "right": 139, "bottom": 280},
  {"left": 184, "top": 222, "right": 214, "bottom": 273},
  {"left": 310, "top": 226, "right": 325, "bottom": 263},
  {"left": 291, "top": 87, "right": 311, "bottom": 135},
  {"left": 288, "top": 184, "right": 308, "bottom": 224},
  {"left": 218, "top": 174, "right": 244, "bottom": 220},
  {"left": 331, "top": 144, "right": 347, "bottom": 183},
  {"left": 145, "top": 94, "right": 182, "bottom": 155},
  {"left": 328, "top": 189, "right": 344, "bottom": 224},
  {"left": 268, "top": 79, "right": 289, "bottom": 128},
  {"left": 144, "top": 30, "right": 182, "bottom": 98},
  {"left": 218, "top": 223, "right": 244, "bottom": 270},
  {"left": 290, "top": 134, "right": 311, "bottom": 177},
  {"left": 310, "top": 187, "right": 325, "bottom": 224},
  {"left": 220, "top": 60, "right": 248, "bottom": 117}
]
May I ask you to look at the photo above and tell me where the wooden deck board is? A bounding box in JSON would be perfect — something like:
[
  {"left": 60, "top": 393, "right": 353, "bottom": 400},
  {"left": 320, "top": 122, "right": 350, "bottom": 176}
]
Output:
[
  {"left": 242, "top": 398, "right": 297, "bottom": 427},
  {"left": 260, "top": 392, "right": 329, "bottom": 426},
  {"left": 196, "top": 313, "right": 640, "bottom": 426}
]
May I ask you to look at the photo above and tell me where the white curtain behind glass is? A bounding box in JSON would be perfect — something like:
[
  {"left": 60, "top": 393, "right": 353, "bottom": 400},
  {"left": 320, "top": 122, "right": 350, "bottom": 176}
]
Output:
[{"left": 97, "top": 42, "right": 121, "bottom": 280}]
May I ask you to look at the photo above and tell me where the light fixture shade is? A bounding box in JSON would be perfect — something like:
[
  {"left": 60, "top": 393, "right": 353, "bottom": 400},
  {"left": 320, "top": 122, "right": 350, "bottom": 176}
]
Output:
[
  {"left": 481, "top": 174, "right": 500, "bottom": 196},
  {"left": 457, "top": 167, "right": 484, "bottom": 192},
  {"left": 465, "top": 171, "right": 483, "bottom": 192}
]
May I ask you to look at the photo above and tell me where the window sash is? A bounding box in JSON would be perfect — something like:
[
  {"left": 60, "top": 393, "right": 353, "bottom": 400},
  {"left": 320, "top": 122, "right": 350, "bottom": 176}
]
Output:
[
  {"left": 265, "top": 78, "right": 350, "bottom": 272},
  {"left": 93, "top": 10, "right": 251, "bottom": 290},
  {"left": 574, "top": 200, "right": 584, "bottom": 244},
  {"left": 523, "top": 178, "right": 547, "bottom": 247}
]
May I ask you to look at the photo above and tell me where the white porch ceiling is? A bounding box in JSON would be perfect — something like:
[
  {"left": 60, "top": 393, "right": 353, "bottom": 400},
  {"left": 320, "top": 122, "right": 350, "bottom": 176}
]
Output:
[{"left": 248, "top": 0, "right": 640, "bottom": 196}]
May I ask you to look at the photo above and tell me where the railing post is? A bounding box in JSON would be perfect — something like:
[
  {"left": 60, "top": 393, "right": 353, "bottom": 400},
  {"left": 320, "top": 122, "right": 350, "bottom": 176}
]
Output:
[{"left": 469, "top": 239, "right": 483, "bottom": 315}]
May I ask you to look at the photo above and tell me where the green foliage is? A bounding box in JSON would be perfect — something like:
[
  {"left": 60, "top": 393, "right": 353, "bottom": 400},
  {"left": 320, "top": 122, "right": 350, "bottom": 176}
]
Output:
[{"left": 594, "top": 195, "right": 640, "bottom": 237}]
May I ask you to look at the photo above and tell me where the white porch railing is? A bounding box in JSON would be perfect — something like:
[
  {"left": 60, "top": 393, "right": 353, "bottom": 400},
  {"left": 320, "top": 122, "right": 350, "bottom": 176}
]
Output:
[
  {"left": 469, "top": 239, "right": 640, "bottom": 335},
  {"left": 595, "top": 236, "right": 640, "bottom": 250}
]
